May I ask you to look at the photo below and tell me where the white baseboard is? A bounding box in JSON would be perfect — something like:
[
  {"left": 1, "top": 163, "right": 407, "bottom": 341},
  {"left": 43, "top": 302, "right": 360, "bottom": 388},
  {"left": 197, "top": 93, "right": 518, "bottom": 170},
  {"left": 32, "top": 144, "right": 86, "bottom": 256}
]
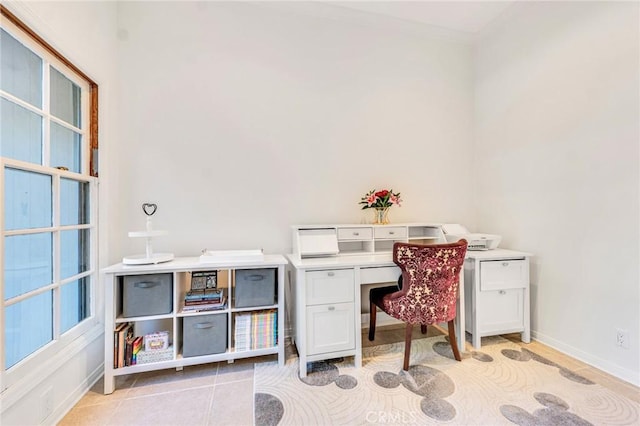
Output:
[
  {"left": 50, "top": 363, "right": 104, "bottom": 425},
  {"left": 1, "top": 324, "right": 104, "bottom": 425},
  {"left": 532, "top": 330, "right": 640, "bottom": 387}
]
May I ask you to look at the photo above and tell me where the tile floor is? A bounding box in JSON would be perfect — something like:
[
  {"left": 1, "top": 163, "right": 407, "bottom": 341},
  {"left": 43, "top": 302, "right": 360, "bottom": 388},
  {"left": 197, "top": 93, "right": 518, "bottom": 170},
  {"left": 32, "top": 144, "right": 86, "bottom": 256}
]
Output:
[{"left": 59, "top": 326, "right": 640, "bottom": 425}]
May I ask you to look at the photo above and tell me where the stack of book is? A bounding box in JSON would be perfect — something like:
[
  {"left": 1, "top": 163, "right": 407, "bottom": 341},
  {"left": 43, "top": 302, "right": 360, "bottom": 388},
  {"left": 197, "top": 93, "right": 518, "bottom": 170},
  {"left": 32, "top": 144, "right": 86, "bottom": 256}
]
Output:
[
  {"left": 234, "top": 310, "right": 277, "bottom": 352},
  {"left": 183, "top": 289, "right": 226, "bottom": 312},
  {"left": 113, "top": 323, "right": 143, "bottom": 368}
]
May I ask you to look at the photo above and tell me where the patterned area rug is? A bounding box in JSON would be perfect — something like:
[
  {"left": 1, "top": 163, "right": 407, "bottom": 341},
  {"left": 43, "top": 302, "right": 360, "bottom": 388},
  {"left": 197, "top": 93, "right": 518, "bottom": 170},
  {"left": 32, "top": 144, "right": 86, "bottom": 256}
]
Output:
[{"left": 254, "top": 336, "right": 639, "bottom": 425}]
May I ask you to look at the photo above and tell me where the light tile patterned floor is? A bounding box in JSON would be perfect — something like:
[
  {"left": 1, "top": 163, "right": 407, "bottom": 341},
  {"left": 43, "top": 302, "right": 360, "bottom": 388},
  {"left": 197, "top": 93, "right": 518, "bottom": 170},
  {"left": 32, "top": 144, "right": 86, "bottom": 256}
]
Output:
[{"left": 58, "top": 327, "right": 639, "bottom": 425}]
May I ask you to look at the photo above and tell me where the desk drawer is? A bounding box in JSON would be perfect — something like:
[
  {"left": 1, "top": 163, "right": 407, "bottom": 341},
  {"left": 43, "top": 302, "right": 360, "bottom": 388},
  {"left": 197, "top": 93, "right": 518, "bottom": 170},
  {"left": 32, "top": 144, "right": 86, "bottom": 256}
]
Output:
[
  {"left": 480, "top": 259, "right": 527, "bottom": 291},
  {"left": 373, "top": 226, "right": 407, "bottom": 239},
  {"left": 360, "top": 266, "right": 401, "bottom": 284},
  {"left": 306, "top": 269, "right": 354, "bottom": 305},
  {"left": 337, "top": 227, "right": 372, "bottom": 241}
]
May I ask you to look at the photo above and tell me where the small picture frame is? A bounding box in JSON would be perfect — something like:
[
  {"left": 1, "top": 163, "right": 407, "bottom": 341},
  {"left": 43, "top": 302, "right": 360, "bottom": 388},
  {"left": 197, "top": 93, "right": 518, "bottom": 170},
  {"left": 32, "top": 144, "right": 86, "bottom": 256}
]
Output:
[{"left": 191, "top": 270, "right": 217, "bottom": 291}]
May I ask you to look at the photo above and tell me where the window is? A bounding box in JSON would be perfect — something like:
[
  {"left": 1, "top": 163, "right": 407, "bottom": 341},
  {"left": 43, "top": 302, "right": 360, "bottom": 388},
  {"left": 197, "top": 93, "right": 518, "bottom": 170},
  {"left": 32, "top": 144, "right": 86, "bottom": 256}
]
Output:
[{"left": 0, "top": 6, "right": 98, "bottom": 390}]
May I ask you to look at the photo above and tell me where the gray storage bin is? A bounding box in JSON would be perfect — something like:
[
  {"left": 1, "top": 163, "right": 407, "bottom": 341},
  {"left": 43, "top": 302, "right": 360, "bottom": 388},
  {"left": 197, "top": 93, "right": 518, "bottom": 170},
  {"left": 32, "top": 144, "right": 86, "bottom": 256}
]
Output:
[
  {"left": 122, "top": 273, "right": 173, "bottom": 317},
  {"left": 182, "top": 313, "right": 227, "bottom": 357},
  {"left": 235, "top": 268, "right": 276, "bottom": 308}
]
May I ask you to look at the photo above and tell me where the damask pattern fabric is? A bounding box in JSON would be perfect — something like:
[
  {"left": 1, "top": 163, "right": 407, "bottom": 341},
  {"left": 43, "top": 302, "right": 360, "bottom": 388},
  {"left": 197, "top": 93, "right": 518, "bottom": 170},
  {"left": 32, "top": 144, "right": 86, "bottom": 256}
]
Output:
[{"left": 379, "top": 241, "right": 467, "bottom": 325}]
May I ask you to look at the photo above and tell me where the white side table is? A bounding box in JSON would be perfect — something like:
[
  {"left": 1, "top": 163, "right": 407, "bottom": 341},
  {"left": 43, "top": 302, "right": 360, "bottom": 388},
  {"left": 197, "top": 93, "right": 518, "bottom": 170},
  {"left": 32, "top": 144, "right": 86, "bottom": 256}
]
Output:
[{"left": 464, "top": 249, "right": 532, "bottom": 348}]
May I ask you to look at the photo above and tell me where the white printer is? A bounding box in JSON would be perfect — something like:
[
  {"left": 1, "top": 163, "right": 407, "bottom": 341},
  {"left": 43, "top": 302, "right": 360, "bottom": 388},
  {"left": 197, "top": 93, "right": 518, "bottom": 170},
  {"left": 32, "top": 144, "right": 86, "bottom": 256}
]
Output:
[{"left": 442, "top": 224, "right": 501, "bottom": 251}]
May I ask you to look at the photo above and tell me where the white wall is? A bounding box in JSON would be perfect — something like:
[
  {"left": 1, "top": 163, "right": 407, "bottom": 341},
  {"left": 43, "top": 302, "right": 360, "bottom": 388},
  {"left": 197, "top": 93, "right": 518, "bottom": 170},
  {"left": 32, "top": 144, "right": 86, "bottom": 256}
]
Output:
[
  {"left": 113, "top": 1, "right": 475, "bottom": 262},
  {"left": 1, "top": 1, "right": 118, "bottom": 424},
  {"left": 474, "top": 1, "right": 639, "bottom": 385}
]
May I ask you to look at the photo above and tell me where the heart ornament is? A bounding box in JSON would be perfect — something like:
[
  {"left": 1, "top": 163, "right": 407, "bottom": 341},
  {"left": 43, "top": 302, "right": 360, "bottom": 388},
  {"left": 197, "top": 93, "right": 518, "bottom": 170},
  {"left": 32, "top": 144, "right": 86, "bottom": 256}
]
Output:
[{"left": 142, "top": 203, "right": 157, "bottom": 216}]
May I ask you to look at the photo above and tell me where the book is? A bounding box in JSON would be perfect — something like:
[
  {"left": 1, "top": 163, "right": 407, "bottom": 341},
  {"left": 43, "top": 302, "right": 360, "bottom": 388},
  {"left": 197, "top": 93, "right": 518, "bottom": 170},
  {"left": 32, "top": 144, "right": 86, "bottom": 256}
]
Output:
[
  {"left": 116, "top": 322, "right": 131, "bottom": 368},
  {"left": 182, "top": 297, "right": 227, "bottom": 312},
  {"left": 185, "top": 289, "right": 223, "bottom": 301},
  {"left": 113, "top": 322, "right": 128, "bottom": 368},
  {"left": 131, "top": 336, "right": 143, "bottom": 365},
  {"left": 124, "top": 324, "right": 135, "bottom": 366}
]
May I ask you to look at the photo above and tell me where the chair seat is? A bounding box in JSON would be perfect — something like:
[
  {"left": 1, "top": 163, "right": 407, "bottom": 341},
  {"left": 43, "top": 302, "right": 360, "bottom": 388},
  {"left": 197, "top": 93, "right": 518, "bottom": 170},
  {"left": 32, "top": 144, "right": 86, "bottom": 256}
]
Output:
[{"left": 369, "top": 285, "right": 398, "bottom": 307}]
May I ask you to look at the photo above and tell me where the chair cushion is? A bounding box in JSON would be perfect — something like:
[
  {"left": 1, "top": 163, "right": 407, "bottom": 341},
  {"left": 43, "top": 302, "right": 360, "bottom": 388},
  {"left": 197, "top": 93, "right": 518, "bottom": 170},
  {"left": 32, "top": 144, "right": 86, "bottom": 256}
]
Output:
[{"left": 370, "top": 285, "right": 399, "bottom": 308}]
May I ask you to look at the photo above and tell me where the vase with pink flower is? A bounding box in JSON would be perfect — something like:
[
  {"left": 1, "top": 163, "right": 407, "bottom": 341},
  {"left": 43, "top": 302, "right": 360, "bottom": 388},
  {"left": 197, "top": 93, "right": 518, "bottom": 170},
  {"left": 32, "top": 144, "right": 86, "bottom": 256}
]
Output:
[{"left": 359, "top": 188, "right": 402, "bottom": 225}]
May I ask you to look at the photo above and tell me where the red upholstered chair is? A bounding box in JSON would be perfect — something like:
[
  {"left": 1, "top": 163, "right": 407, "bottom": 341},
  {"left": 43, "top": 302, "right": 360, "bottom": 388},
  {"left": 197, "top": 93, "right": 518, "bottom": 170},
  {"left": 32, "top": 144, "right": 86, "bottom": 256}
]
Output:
[{"left": 368, "top": 240, "right": 468, "bottom": 370}]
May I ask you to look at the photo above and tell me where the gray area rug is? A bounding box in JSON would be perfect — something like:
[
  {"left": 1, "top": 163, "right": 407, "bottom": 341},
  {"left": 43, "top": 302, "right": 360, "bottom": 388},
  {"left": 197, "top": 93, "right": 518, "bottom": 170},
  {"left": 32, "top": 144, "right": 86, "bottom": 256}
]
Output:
[{"left": 254, "top": 336, "right": 639, "bottom": 425}]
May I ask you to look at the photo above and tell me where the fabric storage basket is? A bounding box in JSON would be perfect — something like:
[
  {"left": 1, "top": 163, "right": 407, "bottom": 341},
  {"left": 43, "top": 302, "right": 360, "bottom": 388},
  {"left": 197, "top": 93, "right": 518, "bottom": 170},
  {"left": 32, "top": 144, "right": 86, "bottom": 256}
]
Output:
[
  {"left": 122, "top": 273, "right": 173, "bottom": 317},
  {"left": 182, "top": 313, "right": 227, "bottom": 357},
  {"left": 234, "top": 268, "right": 276, "bottom": 308}
]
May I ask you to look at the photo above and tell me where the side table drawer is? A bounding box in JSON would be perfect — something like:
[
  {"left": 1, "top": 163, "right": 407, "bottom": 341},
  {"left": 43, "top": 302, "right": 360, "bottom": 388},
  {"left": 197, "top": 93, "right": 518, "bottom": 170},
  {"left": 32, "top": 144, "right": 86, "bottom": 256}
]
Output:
[
  {"left": 306, "top": 302, "right": 355, "bottom": 355},
  {"left": 373, "top": 226, "right": 407, "bottom": 239},
  {"left": 337, "top": 227, "right": 373, "bottom": 241},
  {"left": 476, "top": 288, "right": 525, "bottom": 333},
  {"left": 306, "top": 269, "right": 354, "bottom": 305},
  {"left": 480, "top": 259, "right": 527, "bottom": 291}
]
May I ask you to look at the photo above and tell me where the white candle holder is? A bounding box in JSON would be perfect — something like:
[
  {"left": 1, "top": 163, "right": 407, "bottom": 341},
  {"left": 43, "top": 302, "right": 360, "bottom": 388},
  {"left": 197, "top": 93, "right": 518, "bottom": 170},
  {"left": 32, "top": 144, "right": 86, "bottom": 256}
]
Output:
[{"left": 122, "top": 203, "right": 174, "bottom": 265}]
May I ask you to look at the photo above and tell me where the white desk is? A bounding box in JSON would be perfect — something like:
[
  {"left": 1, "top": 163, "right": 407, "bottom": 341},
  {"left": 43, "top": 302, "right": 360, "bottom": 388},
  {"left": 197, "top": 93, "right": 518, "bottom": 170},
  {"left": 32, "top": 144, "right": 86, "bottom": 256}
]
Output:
[
  {"left": 286, "top": 223, "right": 532, "bottom": 377},
  {"left": 286, "top": 252, "right": 466, "bottom": 377}
]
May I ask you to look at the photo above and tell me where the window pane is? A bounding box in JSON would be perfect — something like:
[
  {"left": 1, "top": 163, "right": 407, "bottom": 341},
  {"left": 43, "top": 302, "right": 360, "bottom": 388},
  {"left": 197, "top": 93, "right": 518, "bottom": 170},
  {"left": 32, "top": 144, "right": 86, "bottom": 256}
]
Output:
[
  {"left": 50, "top": 122, "right": 81, "bottom": 172},
  {"left": 4, "top": 291, "right": 53, "bottom": 369},
  {"left": 4, "top": 233, "right": 53, "bottom": 300},
  {"left": 0, "top": 98, "right": 43, "bottom": 164},
  {"left": 60, "top": 229, "right": 89, "bottom": 280},
  {"left": 61, "top": 277, "right": 89, "bottom": 333},
  {"left": 50, "top": 67, "right": 81, "bottom": 127},
  {"left": 4, "top": 168, "right": 52, "bottom": 230},
  {"left": 60, "top": 179, "right": 89, "bottom": 225},
  {"left": 0, "top": 29, "right": 42, "bottom": 108}
]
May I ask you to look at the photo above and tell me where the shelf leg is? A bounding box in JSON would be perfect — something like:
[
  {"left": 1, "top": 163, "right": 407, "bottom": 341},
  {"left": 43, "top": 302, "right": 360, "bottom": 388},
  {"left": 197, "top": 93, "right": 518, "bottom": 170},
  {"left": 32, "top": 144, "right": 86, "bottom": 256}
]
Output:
[{"left": 104, "top": 375, "right": 115, "bottom": 395}]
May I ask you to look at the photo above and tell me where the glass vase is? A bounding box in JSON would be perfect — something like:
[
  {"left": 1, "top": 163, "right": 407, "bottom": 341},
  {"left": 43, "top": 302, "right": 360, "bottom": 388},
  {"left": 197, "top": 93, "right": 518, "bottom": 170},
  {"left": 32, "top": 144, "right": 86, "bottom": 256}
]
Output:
[{"left": 372, "top": 207, "right": 390, "bottom": 225}]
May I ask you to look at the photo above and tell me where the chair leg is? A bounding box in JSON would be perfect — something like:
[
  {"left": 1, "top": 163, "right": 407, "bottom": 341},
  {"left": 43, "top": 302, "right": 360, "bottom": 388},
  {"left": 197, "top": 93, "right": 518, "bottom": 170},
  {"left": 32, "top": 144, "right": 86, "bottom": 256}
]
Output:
[
  {"left": 368, "top": 301, "right": 377, "bottom": 341},
  {"left": 447, "top": 320, "right": 462, "bottom": 361},
  {"left": 420, "top": 324, "right": 427, "bottom": 334},
  {"left": 403, "top": 323, "right": 413, "bottom": 371}
]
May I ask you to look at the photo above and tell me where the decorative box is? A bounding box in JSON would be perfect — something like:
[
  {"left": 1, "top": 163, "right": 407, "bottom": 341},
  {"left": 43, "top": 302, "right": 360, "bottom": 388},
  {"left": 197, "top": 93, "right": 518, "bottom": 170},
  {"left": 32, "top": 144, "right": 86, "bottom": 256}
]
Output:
[
  {"left": 136, "top": 347, "right": 174, "bottom": 364},
  {"left": 144, "top": 331, "right": 170, "bottom": 351}
]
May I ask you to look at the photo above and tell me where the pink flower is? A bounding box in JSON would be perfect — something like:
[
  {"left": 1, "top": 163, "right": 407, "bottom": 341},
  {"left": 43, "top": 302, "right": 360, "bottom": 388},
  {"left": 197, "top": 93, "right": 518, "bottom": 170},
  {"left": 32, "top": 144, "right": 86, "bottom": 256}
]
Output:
[
  {"left": 390, "top": 194, "right": 402, "bottom": 206},
  {"left": 366, "top": 194, "right": 377, "bottom": 206}
]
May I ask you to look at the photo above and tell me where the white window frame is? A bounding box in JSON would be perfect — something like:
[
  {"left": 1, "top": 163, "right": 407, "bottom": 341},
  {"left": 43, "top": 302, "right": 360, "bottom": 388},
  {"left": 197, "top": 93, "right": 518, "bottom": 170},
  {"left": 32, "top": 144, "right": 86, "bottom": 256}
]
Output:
[{"left": 0, "top": 10, "right": 99, "bottom": 392}]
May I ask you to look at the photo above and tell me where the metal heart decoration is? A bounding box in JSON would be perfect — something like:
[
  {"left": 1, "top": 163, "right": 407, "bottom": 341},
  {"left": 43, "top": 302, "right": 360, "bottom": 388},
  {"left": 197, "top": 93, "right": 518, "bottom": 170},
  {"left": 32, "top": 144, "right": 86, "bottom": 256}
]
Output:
[{"left": 142, "top": 203, "right": 157, "bottom": 216}]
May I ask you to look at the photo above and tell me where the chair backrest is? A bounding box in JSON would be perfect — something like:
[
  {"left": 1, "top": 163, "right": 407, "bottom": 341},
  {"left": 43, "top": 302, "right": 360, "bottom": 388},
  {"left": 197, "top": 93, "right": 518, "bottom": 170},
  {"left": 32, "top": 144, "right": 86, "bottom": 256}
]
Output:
[{"left": 390, "top": 240, "right": 468, "bottom": 324}]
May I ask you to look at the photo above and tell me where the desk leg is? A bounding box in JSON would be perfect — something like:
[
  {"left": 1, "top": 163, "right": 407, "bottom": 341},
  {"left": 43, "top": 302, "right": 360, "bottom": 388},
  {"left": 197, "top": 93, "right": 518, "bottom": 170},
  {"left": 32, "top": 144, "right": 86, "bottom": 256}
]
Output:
[
  {"left": 456, "top": 269, "right": 466, "bottom": 352},
  {"left": 471, "top": 260, "right": 481, "bottom": 349},
  {"left": 522, "top": 266, "right": 531, "bottom": 343},
  {"left": 354, "top": 268, "right": 363, "bottom": 369},
  {"left": 299, "top": 355, "right": 307, "bottom": 378}
]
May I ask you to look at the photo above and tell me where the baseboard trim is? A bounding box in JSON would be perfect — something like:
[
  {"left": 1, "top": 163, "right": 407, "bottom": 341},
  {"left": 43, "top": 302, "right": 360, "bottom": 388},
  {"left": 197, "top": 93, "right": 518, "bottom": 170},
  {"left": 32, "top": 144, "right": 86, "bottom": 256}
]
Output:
[
  {"left": 532, "top": 330, "right": 640, "bottom": 387},
  {"left": 1, "top": 324, "right": 104, "bottom": 413},
  {"left": 50, "top": 362, "right": 104, "bottom": 425}
]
